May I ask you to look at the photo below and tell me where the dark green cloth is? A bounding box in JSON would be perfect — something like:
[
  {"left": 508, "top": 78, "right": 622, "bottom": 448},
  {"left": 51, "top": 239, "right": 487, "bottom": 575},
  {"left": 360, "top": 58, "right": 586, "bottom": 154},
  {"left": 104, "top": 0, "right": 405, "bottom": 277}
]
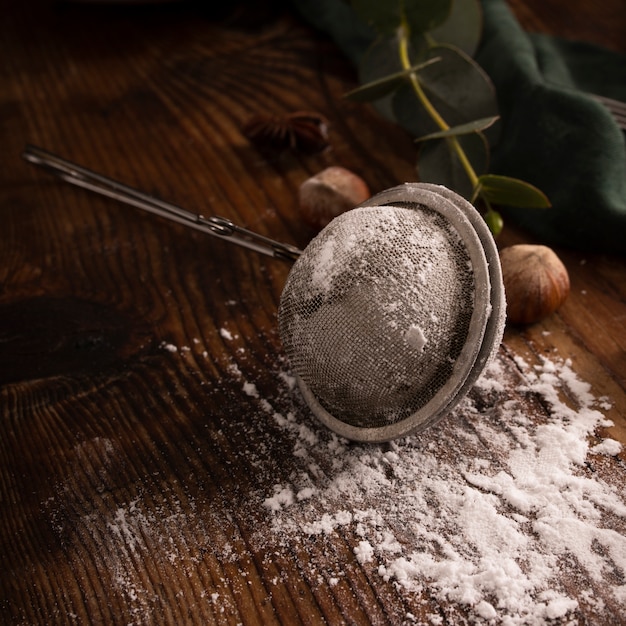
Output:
[
  {"left": 292, "top": 0, "right": 626, "bottom": 252},
  {"left": 476, "top": 0, "right": 626, "bottom": 252}
]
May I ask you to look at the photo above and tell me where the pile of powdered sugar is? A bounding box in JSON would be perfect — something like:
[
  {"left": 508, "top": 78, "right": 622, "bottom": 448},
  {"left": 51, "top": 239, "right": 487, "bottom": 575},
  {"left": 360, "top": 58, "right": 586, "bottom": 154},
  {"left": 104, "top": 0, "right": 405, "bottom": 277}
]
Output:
[{"left": 248, "top": 351, "right": 625, "bottom": 624}]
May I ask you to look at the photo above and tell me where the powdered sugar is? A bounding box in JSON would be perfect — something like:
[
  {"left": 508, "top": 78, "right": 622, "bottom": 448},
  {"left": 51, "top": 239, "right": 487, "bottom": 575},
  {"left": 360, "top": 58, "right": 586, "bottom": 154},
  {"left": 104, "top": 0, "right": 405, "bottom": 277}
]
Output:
[
  {"left": 42, "top": 345, "right": 625, "bottom": 624},
  {"left": 354, "top": 539, "right": 375, "bottom": 564},
  {"left": 258, "top": 354, "right": 626, "bottom": 623},
  {"left": 405, "top": 324, "right": 427, "bottom": 352}
]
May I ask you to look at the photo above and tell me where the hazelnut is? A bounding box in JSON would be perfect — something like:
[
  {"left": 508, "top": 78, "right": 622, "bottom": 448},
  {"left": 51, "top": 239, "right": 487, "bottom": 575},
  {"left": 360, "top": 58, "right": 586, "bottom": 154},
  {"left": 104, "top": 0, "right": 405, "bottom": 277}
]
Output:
[
  {"left": 298, "top": 166, "right": 370, "bottom": 230},
  {"left": 499, "top": 244, "right": 570, "bottom": 325}
]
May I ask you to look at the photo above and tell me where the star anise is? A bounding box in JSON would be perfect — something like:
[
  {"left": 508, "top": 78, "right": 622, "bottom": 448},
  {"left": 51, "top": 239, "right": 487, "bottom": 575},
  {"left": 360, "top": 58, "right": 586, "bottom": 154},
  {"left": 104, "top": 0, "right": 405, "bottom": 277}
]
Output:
[{"left": 241, "top": 111, "right": 330, "bottom": 153}]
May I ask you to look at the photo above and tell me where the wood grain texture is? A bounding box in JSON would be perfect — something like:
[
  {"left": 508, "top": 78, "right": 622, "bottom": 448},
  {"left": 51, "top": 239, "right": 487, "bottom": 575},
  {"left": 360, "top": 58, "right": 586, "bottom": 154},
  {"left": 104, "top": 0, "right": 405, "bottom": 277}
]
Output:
[
  {"left": 507, "top": 0, "right": 626, "bottom": 52},
  {"left": 1, "top": 0, "right": 625, "bottom": 624}
]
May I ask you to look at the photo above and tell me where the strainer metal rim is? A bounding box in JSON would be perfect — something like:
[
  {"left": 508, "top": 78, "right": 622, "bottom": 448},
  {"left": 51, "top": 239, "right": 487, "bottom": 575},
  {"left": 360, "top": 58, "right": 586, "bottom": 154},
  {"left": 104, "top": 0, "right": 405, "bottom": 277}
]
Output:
[
  {"left": 415, "top": 183, "right": 506, "bottom": 408},
  {"left": 285, "top": 183, "right": 501, "bottom": 443}
]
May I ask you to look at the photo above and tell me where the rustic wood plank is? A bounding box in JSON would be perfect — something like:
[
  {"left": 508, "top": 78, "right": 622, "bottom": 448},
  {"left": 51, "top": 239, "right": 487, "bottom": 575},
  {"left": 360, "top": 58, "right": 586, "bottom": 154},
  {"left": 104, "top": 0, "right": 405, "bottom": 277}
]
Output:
[
  {"left": 1, "top": 0, "right": 625, "bottom": 624},
  {"left": 508, "top": 0, "right": 626, "bottom": 52}
]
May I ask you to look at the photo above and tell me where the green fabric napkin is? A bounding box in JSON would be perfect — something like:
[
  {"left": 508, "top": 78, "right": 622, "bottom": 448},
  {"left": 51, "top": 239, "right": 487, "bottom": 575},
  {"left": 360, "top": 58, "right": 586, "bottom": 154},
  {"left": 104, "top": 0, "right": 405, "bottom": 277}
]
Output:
[
  {"left": 292, "top": 0, "right": 626, "bottom": 252},
  {"left": 476, "top": 0, "right": 626, "bottom": 253}
]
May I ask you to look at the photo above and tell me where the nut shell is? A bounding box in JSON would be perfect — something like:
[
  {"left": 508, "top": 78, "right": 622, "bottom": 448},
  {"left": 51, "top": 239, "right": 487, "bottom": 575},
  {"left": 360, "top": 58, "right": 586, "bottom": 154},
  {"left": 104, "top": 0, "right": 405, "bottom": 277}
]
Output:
[
  {"left": 500, "top": 244, "right": 570, "bottom": 325},
  {"left": 298, "top": 166, "right": 370, "bottom": 230}
]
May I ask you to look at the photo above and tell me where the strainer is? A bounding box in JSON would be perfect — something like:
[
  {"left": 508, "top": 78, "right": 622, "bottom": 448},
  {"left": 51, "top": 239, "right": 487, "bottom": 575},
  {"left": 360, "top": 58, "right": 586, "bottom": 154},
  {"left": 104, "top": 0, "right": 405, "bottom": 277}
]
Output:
[
  {"left": 23, "top": 145, "right": 505, "bottom": 443},
  {"left": 279, "top": 184, "right": 505, "bottom": 441}
]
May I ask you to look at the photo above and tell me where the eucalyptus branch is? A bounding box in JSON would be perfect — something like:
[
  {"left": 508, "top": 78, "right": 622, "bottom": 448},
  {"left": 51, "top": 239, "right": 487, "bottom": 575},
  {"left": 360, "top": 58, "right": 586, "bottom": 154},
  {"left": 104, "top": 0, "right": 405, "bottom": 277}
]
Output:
[
  {"left": 344, "top": 0, "right": 551, "bottom": 236},
  {"left": 397, "top": 23, "right": 479, "bottom": 191},
  {"left": 397, "top": 26, "right": 446, "bottom": 131}
]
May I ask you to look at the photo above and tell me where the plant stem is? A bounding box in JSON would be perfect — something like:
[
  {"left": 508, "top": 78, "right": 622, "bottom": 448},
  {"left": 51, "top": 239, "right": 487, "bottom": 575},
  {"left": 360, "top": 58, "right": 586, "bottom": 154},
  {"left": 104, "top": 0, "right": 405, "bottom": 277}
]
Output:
[{"left": 397, "top": 24, "right": 479, "bottom": 190}]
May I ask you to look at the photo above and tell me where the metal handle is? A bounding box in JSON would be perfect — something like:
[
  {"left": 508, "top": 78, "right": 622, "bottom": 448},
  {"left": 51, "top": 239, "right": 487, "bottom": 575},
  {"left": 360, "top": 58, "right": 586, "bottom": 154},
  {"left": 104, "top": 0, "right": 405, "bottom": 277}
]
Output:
[{"left": 22, "top": 144, "right": 303, "bottom": 262}]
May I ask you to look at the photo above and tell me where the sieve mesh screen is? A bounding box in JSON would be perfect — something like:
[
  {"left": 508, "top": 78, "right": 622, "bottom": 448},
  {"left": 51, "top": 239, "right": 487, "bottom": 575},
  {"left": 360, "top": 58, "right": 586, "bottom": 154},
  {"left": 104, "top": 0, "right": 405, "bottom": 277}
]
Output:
[{"left": 278, "top": 204, "right": 477, "bottom": 429}]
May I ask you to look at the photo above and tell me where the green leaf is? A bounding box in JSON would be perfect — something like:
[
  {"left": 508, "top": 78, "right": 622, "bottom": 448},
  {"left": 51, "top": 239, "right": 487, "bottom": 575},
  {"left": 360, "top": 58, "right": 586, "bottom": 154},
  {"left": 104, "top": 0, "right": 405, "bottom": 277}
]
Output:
[
  {"left": 356, "top": 33, "right": 429, "bottom": 121},
  {"left": 392, "top": 80, "right": 441, "bottom": 137},
  {"left": 418, "top": 45, "right": 498, "bottom": 124},
  {"left": 345, "top": 71, "right": 405, "bottom": 103},
  {"left": 415, "top": 116, "right": 499, "bottom": 142},
  {"left": 351, "top": 0, "right": 402, "bottom": 34},
  {"left": 429, "top": 0, "right": 482, "bottom": 56},
  {"left": 403, "top": 0, "right": 453, "bottom": 35},
  {"left": 417, "top": 133, "right": 489, "bottom": 199},
  {"left": 345, "top": 57, "right": 441, "bottom": 103},
  {"left": 392, "top": 44, "right": 500, "bottom": 141},
  {"left": 356, "top": 34, "right": 405, "bottom": 121},
  {"left": 351, "top": 0, "right": 453, "bottom": 36},
  {"left": 474, "top": 174, "right": 551, "bottom": 208}
]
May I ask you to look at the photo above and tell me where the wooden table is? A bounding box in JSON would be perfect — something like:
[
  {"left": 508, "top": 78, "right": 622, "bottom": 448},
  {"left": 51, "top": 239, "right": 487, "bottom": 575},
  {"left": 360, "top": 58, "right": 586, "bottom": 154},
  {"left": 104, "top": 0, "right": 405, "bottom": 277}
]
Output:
[{"left": 2, "top": 0, "right": 625, "bottom": 624}]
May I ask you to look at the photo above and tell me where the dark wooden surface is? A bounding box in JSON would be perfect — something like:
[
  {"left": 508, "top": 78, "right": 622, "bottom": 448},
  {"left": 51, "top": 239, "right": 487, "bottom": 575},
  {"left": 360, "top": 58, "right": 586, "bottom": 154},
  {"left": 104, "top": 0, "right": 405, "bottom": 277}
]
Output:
[{"left": 1, "top": 0, "right": 625, "bottom": 624}]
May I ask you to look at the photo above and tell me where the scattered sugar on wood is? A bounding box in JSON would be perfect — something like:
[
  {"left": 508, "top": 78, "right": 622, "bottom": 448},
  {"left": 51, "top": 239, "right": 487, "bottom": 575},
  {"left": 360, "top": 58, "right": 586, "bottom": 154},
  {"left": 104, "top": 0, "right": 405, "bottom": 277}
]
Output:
[
  {"left": 159, "top": 341, "right": 178, "bottom": 353},
  {"left": 258, "top": 354, "right": 626, "bottom": 623},
  {"left": 44, "top": 342, "right": 625, "bottom": 624},
  {"left": 219, "top": 327, "right": 235, "bottom": 341}
]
